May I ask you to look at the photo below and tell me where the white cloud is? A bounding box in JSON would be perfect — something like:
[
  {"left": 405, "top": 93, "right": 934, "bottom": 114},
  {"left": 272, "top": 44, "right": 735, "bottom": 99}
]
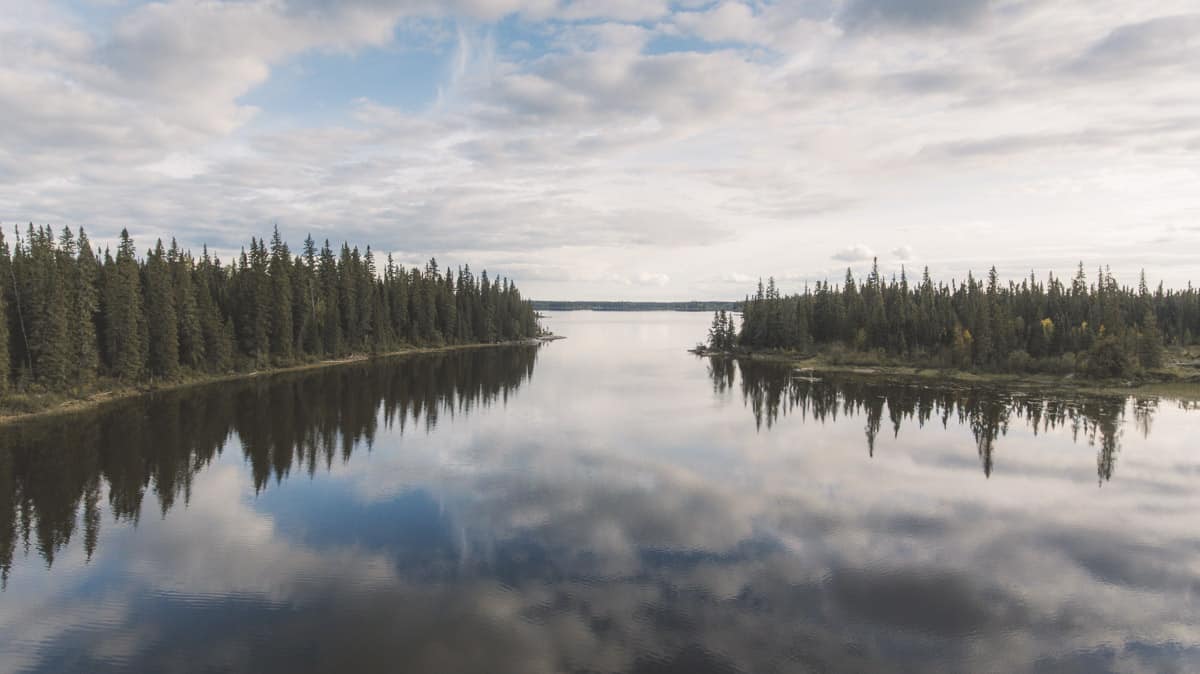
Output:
[
  {"left": 636, "top": 271, "right": 671, "bottom": 286},
  {"left": 832, "top": 243, "right": 876, "bottom": 263},
  {"left": 674, "top": 2, "right": 762, "bottom": 44},
  {"left": 557, "top": 0, "right": 671, "bottom": 22}
]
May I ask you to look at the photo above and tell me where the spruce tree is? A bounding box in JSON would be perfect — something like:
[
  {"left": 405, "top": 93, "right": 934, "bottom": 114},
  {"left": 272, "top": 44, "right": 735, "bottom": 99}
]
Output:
[
  {"left": 0, "top": 273, "right": 9, "bottom": 395},
  {"left": 195, "top": 260, "right": 231, "bottom": 373},
  {"left": 318, "top": 240, "right": 342, "bottom": 356},
  {"left": 170, "top": 241, "right": 204, "bottom": 370},
  {"left": 708, "top": 311, "right": 724, "bottom": 351},
  {"left": 251, "top": 238, "right": 271, "bottom": 364},
  {"left": 69, "top": 228, "right": 101, "bottom": 389},
  {"left": 1138, "top": 309, "right": 1164, "bottom": 369},
  {"left": 144, "top": 239, "right": 180, "bottom": 379},
  {"left": 268, "top": 227, "right": 294, "bottom": 362},
  {"left": 106, "top": 230, "right": 146, "bottom": 381},
  {"left": 28, "top": 226, "right": 71, "bottom": 389},
  {"left": 0, "top": 229, "right": 20, "bottom": 388}
]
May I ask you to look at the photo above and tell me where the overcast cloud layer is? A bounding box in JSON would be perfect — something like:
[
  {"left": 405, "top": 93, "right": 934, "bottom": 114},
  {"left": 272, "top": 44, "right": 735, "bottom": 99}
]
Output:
[{"left": 2, "top": 0, "right": 1198, "bottom": 299}]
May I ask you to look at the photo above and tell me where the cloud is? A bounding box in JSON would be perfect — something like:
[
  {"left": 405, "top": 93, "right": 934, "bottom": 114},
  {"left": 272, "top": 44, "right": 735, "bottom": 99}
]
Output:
[
  {"left": 892, "top": 244, "right": 914, "bottom": 260},
  {"left": 832, "top": 244, "right": 876, "bottom": 263},
  {"left": 1066, "top": 14, "right": 1200, "bottom": 79},
  {"left": 636, "top": 271, "right": 671, "bottom": 286},
  {"left": 673, "top": 2, "right": 762, "bottom": 44},
  {"left": 838, "top": 0, "right": 993, "bottom": 32},
  {"left": 557, "top": 0, "right": 671, "bottom": 22}
]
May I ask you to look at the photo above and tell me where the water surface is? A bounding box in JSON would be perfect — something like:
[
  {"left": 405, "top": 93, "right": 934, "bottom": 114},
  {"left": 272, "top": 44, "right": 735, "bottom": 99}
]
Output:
[{"left": 1, "top": 312, "right": 1197, "bottom": 673}]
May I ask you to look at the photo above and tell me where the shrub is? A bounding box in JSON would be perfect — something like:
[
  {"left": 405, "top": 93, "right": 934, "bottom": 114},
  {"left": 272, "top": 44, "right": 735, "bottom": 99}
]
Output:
[
  {"left": 1083, "top": 337, "right": 1133, "bottom": 379},
  {"left": 1006, "top": 349, "right": 1032, "bottom": 372}
]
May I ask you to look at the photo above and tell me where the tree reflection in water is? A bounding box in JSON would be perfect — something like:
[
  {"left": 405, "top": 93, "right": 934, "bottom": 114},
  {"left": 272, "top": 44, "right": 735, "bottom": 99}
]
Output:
[
  {"left": 709, "top": 357, "right": 1164, "bottom": 484},
  {"left": 0, "top": 346, "right": 539, "bottom": 586}
]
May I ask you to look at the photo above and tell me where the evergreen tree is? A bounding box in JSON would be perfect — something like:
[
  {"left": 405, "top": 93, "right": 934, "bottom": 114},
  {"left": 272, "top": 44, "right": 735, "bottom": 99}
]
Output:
[
  {"left": 106, "top": 230, "right": 145, "bottom": 381},
  {"left": 195, "top": 253, "right": 232, "bottom": 373},
  {"left": 0, "top": 269, "right": 8, "bottom": 395},
  {"left": 318, "top": 240, "right": 342, "bottom": 356},
  {"left": 24, "top": 226, "right": 71, "bottom": 389},
  {"left": 708, "top": 311, "right": 725, "bottom": 351},
  {"left": 0, "top": 230, "right": 20, "bottom": 389},
  {"left": 268, "top": 228, "right": 294, "bottom": 363},
  {"left": 170, "top": 240, "right": 204, "bottom": 370},
  {"left": 1138, "top": 309, "right": 1164, "bottom": 369},
  {"left": 144, "top": 239, "right": 180, "bottom": 379},
  {"left": 68, "top": 228, "right": 100, "bottom": 388}
]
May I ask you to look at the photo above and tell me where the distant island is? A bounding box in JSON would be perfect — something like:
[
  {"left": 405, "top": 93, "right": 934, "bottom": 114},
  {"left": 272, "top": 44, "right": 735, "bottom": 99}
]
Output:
[
  {"left": 697, "top": 261, "right": 1200, "bottom": 387},
  {"left": 533, "top": 300, "right": 739, "bottom": 312}
]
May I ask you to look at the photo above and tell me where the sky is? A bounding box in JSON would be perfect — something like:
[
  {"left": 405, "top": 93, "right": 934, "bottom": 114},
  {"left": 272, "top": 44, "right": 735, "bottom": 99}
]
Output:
[{"left": 1, "top": 0, "right": 1197, "bottom": 300}]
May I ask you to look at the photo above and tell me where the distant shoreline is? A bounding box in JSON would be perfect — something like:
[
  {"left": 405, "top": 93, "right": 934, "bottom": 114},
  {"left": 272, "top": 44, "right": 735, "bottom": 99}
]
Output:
[
  {"left": 0, "top": 339, "right": 551, "bottom": 427},
  {"left": 534, "top": 301, "right": 739, "bottom": 312}
]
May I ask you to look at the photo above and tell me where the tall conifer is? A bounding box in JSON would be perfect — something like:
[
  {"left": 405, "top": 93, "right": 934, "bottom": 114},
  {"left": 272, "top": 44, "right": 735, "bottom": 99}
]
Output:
[
  {"left": 106, "top": 230, "right": 145, "bottom": 381},
  {"left": 144, "top": 239, "right": 180, "bottom": 379}
]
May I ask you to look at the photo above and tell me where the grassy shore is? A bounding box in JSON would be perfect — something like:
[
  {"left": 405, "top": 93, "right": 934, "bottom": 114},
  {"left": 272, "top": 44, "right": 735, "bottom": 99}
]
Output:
[
  {"left": 701, "top": 347, "right": 1200, "bottom": 400},
  {"left": 0, "top": 340, "right": 543, "bottom": 426}
]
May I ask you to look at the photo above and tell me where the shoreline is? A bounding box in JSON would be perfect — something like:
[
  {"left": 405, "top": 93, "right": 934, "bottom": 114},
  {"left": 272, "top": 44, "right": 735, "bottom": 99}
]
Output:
[
  {"left": 0, "top": 339, "right": 553, "bottom": 427},
  {"left": 695, "top": 350, "right": 1200, "bottom": 400}
]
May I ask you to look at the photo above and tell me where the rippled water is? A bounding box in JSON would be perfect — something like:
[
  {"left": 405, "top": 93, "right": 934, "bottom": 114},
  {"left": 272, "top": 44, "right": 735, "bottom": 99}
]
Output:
[{"left": 1, "top": 311, "right": 1198, "bottom": 673}]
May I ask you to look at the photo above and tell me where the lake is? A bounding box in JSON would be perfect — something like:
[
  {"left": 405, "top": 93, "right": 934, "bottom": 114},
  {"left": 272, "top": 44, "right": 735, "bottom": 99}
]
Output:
[{"left": 1, "top": 311, "right": 1197, "bottom": 673}]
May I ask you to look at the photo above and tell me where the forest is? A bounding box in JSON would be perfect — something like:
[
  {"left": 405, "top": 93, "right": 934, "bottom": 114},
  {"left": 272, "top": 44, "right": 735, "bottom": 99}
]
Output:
[
  {"left": 709, "top": 260, "right": 1200, "bottom": 378},
  {"left": 0, "top": 224, "right": 540, "bottom": 403}
]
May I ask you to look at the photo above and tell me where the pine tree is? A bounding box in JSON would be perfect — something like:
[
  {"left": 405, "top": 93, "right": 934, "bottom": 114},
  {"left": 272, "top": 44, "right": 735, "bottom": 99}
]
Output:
[
  {"left": 0, "top": 272, "right": 9, "bottom": 395},
  {"left": 68, "top": 228, "right": 100, "bottom": 389},
  {"left": 338, "top": 244, "right": 361, "bottom": 350},
  {"left": 26, "top": 226, "right": 71, "bottom": 389},
  {"left": 708, "top": 311, "right": 724, "bottom": 351},
  {"left": 1138, "top": 309, "right": 1164, "bottom": 369},
  {"left": 268, "top": 227, "right": 294, "bottom": 363},
  {"left": 297, "top": 236, "right": 321, "bottom": 355},
  {"left": 195, "top": 255, "right": 230, "bottom": 373},
  {"left": 251, "top": 239, "right": 271, "bottom": 364},
  {"left": 106, "top": 229, "right": 146, "bottom": 381},
  {"left": 170, "top": 241, "right": 203, "bottom": 370},
  {"left": 318, "top": 240, "right": 342, "bottom": 356},
  {"left": 144, "top": 239, "right": 180, "bottom": 379},
  {"left": 0, "top": 229, "right": 20, "bottom": 389}
]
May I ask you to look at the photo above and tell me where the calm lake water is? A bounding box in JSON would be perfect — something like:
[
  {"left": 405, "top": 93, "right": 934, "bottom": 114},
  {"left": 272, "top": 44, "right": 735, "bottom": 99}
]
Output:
[{"left": 1, "top": 311, "right": 1198, "bottom": 673}]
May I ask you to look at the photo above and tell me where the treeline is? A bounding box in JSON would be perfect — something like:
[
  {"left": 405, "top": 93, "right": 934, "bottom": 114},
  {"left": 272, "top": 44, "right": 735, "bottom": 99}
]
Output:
[
  {"left": 533, "top": 300, "right": 740, "bottom": 312},
  {"left": 0, "top": 224, "right": 540, "bottom": 397},
  {"left": 0, "top": 346, "right": 539, "bottom": 584},
  {"left": 718, "top": 261, "right": 1200, "bottom": 377}
]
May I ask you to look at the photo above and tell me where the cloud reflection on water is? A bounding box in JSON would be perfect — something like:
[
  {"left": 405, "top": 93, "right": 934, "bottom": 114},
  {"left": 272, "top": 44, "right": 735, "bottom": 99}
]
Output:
[{"left": 0, "top": 313, "right": 1197, "bottom": 673}]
